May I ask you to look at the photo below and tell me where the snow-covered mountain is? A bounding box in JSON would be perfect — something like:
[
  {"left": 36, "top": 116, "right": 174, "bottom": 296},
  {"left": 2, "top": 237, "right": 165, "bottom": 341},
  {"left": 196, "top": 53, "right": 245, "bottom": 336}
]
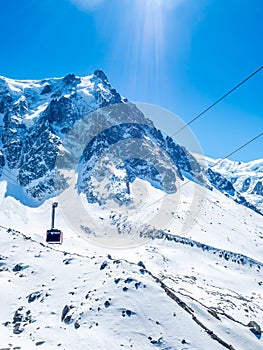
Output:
[
  {"left": 0, "top": 71, "right": 263, "bottom": 349},
  {"left": 0, "top": 71, "right": 204, "bottom": 205},
  {"left": 1, "top": 178, "right": 263, "bottom": 349},
  {"left": 0, "top": 71, "right": 128, "bottom": 204},
  {"left": 205, "top": 157, "right": 263, "bottom": 214},
  {"left": 0, "top": 71, "right": 261, "bottom": 216}
]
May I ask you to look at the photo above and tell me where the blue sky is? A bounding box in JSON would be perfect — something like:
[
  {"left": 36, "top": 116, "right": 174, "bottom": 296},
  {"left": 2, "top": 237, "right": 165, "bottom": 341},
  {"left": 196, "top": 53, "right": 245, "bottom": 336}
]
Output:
[{"left": 0, "top": 0, "right": 262, "bottom": 161}]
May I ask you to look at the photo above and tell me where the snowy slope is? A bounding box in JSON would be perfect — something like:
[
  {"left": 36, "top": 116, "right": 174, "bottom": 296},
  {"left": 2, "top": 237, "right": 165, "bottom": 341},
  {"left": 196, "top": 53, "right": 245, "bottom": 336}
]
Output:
[
  {"left": 0, "top": 71, "right": 263, "bottom": 349},
  {"left": 0, "top": 176, "right": 263, "bottom": 349},
  {"left": 203, "top": 157, "right": 263, "bottom": 214}
]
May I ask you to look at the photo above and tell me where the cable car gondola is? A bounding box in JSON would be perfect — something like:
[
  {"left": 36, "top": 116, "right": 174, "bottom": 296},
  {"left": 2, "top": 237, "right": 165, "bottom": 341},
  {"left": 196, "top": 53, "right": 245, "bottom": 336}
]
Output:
[{"left": 46, "top": 202, "right": 63, "bottom": 244}]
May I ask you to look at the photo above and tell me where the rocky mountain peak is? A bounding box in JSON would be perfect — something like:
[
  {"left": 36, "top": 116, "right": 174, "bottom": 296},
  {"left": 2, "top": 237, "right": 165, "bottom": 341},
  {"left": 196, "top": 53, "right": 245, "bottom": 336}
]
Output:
[
  {"left": 0, "top": 71, "right": 261, "bottom": 216},
  {"left": 93, "top": 69, "right": 110, "bottom": 85},
  {"left": 62, "top": 73, "right": 81, "bottom": 86}
]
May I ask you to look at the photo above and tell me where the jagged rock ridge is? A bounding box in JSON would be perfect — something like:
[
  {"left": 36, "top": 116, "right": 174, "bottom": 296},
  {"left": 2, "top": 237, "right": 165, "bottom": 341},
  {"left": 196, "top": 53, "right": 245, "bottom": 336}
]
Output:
[{"left": 0, "top": 70, "right": 262, "bottom": 215}]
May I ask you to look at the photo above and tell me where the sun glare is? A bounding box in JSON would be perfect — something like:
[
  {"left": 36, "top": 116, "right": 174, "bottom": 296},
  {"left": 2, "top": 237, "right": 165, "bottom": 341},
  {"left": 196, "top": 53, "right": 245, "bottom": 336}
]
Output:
[
  {"left": 145, "top": 0, "right": 179, "bottom": 10},
  {"left": 97, "top": 0, "right": 183, "bottom": 99},
  {"left": 121, "top": 0, "right": 170, "bottom": 96}
]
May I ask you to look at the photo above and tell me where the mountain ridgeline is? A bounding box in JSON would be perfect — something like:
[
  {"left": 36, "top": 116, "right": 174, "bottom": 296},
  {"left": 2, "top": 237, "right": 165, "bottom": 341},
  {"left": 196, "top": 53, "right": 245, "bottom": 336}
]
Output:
[{"left": 0, "top": 70, "right": 261, "bottom": 215}]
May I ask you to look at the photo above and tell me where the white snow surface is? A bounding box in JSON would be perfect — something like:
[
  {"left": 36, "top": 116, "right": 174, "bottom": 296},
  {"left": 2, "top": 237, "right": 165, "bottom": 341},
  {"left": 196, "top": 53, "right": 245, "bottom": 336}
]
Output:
[
  {"left": 0, "top": 175, "right": 263, "bottom": 349},
  {"left": 0, "top": 76, "right": 263, "bottom": 350},
  {"left": 201, "top": 156, "right": 263, "bottom": 213},
  {"left": 0, "top": 74, "right": 99, "bottom": 123},
  {"left": 0, "top": 74, "right": 263, "bottom": 348}
]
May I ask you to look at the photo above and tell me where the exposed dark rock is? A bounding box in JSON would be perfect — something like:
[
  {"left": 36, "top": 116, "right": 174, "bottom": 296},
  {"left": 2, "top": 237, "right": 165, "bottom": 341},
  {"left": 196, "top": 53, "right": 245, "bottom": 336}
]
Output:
[
  {"left": 93, "top": 70, "right": 109, "bottom": 84},
  {"left": 124, "top": 278, "right": 134, "bottom": 284},
  {"left": 36, "top": 341, "right": 45, "bottom": 346},
  {"left": 138, "top": 261, "right": 146, "bottom": 269},
  {"left": 27, "top": 291, "right": 42, "bottom": 303},
  {"left": 61, "top": 305, "right": 71, "bottom": 322},
  {"left": 248, "top": 321, "right": 261, "bottom": 338},
  {"left": 74, "top": 320, "right": 81, "bottom": 329},
  {"left": 41, "top": 84, "right": 52, "bottom": 95},
  {"left": 252, "top": 181, "right": 263, "bottom": 196},
  {"left": 241, "top": 177, "right": 251, "bottom": 192},
  {"left": 236, "top": 194, "right": 262, "bottom": 215},
  {"left": 61, "top": 305, "right": 75, "bottom": 324},
  {"left": 12, "top": 263, "right": 29, "bottom": 272},
  {"left": 63, "top": 258, "right": 74, "bottom": 265},
  {"left": 135, "top": 282, "right": 141, "bottom": 289},
  {"left": 64, "top": 315, "right": 73, "bottom": 324},
  {"left": 13, "top": 323, "right": 24, "bottom": 334},
  {"left": 104, "top": 300, "right": 110, "bottom": 308},
  {"left": 125, "top": 309, "right": 135, "bottom": 317},
  {"left": 12, "top": 307, "right": 33, "bottom": 334},
  {"left": 0, "top": 151, "right": 5, "bottom": 172},
  {"left": 148, "top": 336, "right": 162, "bottom": 345},
  {"left": 208, "top": 309, "right": 221, "bottom": 320},
  {"left": 100, "top": 261, "right": 108, "bottom": 270},
  {"left": 0, "top": 92, "right": 13, "bottom": 114},
  {"left": 63, "top": 74, "right": 81, "bottom": 86},
  {"left": 207, "top": 168, "right": 235, "bottom": 195}
]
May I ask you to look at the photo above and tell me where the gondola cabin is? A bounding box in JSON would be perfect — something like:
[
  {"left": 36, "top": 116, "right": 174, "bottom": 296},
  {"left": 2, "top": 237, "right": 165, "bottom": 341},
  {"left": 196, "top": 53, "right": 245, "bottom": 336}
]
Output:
[
  {"left": 46, "top": 202, "right": 63, "bottom": 244},
  {"left": 46, "top": 228, "right": 63, "bottom": 244}
]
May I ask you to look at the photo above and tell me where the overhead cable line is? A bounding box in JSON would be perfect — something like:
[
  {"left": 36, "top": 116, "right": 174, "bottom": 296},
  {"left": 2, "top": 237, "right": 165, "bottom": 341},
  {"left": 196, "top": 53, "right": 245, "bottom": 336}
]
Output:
[
  {"left": 211, "top": 132, "right": 263, "bottom": 168},
  {"left": 172, "top": 65, "right": 263, "bottom": 138},
  {"left": 143, "top": 130, "right": 263, "bottom": 211},
  {"left": 0, "top": 66, "right": 262, "bottom": 210},
  {"left": 128, "top": 65, "right": 263, "bottom": 174}
]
